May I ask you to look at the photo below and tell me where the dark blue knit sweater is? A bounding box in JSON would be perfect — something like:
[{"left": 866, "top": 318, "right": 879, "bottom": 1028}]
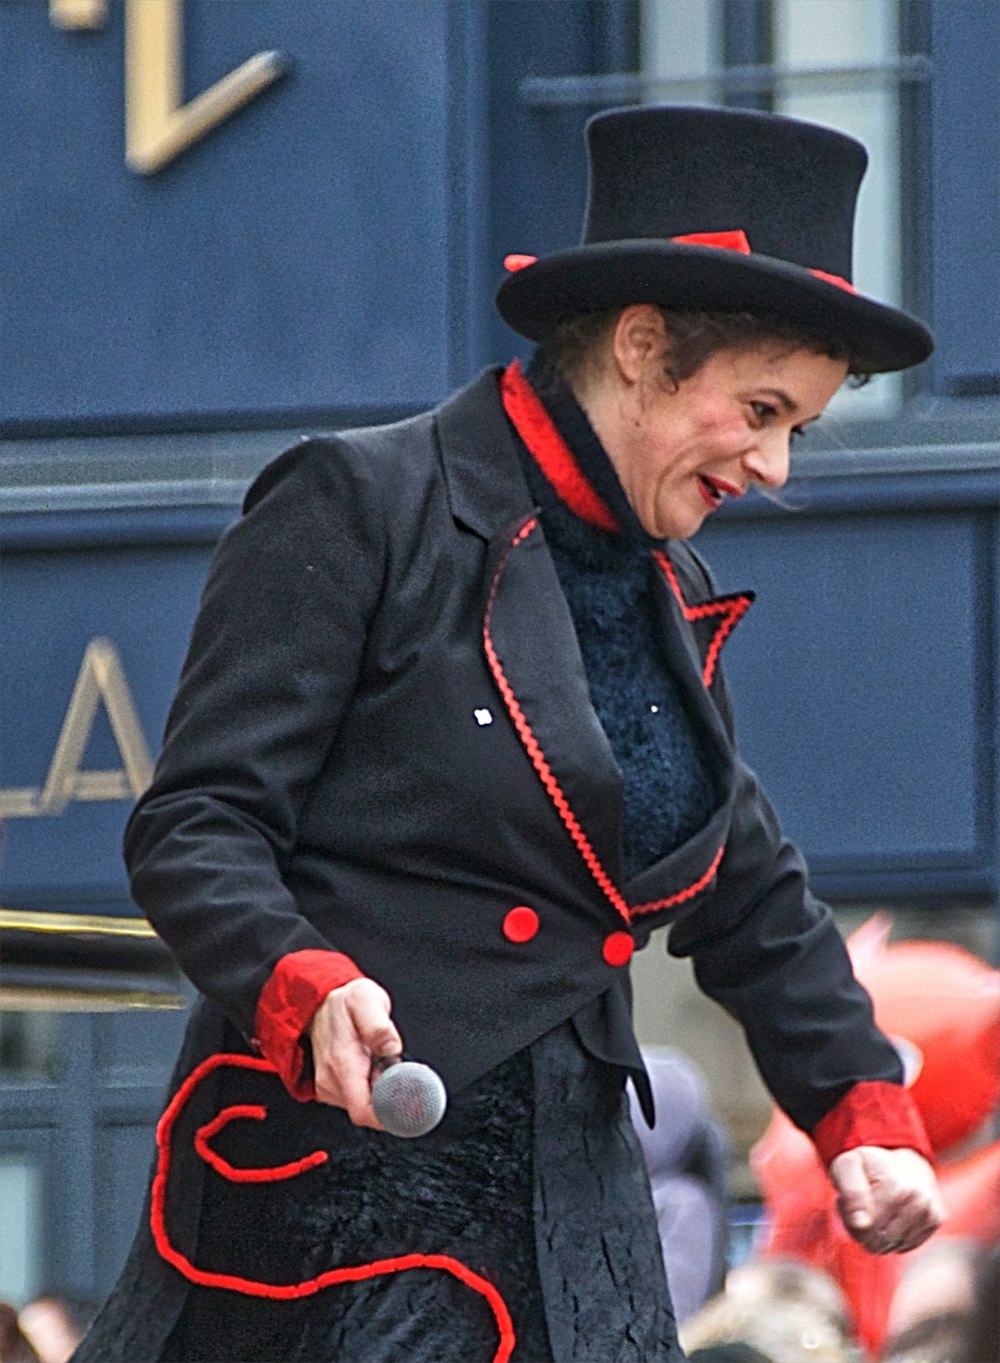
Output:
[{"left": 517, "top": 366, "right": 716, "bottom": 879}]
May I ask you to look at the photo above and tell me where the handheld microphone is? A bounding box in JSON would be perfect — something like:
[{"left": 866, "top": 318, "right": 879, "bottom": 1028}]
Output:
[{"left": 370, "top": 1054, "right": 448, "bottom": 1138}]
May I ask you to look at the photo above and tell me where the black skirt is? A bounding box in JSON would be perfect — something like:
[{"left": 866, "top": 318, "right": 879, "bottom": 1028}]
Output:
[{"left": 159, "top": 1021, "right": 681, "bottom": 1363}]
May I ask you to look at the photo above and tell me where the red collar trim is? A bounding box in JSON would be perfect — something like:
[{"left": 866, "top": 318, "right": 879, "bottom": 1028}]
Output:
[{"left": 500, "top": 360, "right": 620, "bottom": 533}]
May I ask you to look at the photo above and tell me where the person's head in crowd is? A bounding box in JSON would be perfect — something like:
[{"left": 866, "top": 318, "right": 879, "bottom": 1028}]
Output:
[
  {"left": 0, "top": 1303, "right": 40, "bottom": 1363},
  {"left": 881, "top": 1239, "right": 999, "bottom": 1363},
  {"left": 679, "top": 1259, "right": 856, "bottom": 1363},
  {"left": 628, "top": 1046, "right": 731, "bottom": 1323},
  {"left": 961, "top": 1242, "right": 999, "bottom": 1363},
  {"left": 17, "top": 1294, "right": 98, "bottom": 1363},
  {"left": 724, "top": 1259, "right": 853, "bottom": 1334},
  {"left": 688, "top": 1344, "right": 774, "bottom": 1363}
]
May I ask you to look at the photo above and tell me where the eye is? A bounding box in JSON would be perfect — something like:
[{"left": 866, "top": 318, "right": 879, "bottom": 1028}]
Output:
[
  {"left": 790, "top": 425, "right": 807, "bottom": 443},
  {"left": 749, "top": 401, "right": 778, "bottom": 424}
]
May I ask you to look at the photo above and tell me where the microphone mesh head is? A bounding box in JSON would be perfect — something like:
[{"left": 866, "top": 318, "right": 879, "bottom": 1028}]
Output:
[{"left": 371, "top": 1061, "right": 447, "bottom": 1138}]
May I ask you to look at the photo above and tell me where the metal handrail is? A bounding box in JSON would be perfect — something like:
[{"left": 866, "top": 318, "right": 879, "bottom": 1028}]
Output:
[{"left": 520, "top": 56, "right": 932, "bottom": 107}]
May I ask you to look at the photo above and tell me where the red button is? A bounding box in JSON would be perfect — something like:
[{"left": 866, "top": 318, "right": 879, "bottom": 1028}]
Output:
[
  {"left": 503, "top": 906, "right": 539, "bottom": 944},
  {"left": 602, "top": 931, "right": 634, "bottom": 967}
]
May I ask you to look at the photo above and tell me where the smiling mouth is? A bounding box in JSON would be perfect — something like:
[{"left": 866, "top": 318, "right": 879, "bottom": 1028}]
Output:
[{"left": 697, "top": 475, "right": 745, "bottom": 510}]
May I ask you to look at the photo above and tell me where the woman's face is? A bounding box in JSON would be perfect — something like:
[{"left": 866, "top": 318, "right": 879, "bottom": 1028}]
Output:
[{"left": 579, "top": 306, "right": 849, "bottom": 540}]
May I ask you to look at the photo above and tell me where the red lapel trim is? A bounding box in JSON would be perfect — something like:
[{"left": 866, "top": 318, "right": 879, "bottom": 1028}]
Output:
[
  {"left": 483, "top": 517, "right": 724, "bottom": 924},
  {"left": 482, "top": 516, "right": 632, "bottom": 926},
  {"left": 151, "top": 1051, "right": 517, "bottom": 1363},
  {"left": 630, "top": 843, "right": 725, "bottom": 917},
  {"left": 653, "top": 550, "right": 753, "bottom": 688},
  {"left": 499, "top": 360, "right": 619, "bottom": 533}
]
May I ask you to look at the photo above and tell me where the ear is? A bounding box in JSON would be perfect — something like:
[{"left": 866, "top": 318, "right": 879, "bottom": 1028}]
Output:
[{"left": 610, "top": 304, "right": 668, "bottom": 384}]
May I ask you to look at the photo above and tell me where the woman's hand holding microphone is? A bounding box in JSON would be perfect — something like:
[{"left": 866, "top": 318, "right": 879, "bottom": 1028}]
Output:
[
  {"left": 307, "top": 978, "right": 447, "bottom": 1137},
  {"left": 308, "top": 978, "right": 403, "bottom": 1129}
]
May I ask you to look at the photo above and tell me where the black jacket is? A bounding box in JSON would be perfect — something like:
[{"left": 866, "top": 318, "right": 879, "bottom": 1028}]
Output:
[
  {"left": 71, "top": 367, "right": 913, "bottom": 1363},
  {"left": 125, "top": 367, "right": 901, "bottom": 1133}
]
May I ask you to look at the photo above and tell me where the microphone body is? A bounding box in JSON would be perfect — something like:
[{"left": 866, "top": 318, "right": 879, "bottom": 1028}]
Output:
[{"left": 370, "top": 1055, "right": 448, "bottom": 1138}]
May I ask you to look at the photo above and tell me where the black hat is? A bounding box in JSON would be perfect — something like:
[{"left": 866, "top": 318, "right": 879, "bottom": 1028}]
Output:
[{"left": 496, "top": 105, "right": 932, "bottom": 373}]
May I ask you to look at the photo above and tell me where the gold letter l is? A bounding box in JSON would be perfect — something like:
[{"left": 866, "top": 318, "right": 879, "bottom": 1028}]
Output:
[{"left": 125, "top": 0, "right": 287, "bottom": 175}]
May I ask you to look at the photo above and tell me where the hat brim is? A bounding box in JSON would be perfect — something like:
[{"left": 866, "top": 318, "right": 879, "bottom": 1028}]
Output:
[{"left": 495, "top": 241, "right": 932, "bottom": 374}]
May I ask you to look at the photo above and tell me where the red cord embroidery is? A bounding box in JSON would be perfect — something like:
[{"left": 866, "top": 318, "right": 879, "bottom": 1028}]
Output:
[
  {"left": 194, "top": 1104, "right": 329, "bottom": 1184},
  {"left": 653, "top": 550, "right": 752, "bottom": 688},
  {"left": 152, "top": 1052, "right": 516, "bottom": 1363}
]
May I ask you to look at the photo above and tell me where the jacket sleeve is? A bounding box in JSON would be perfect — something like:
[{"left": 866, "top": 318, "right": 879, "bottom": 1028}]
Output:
[
  {"left": 666, "top": 751, "right": 929, "bottom": 1163},
  {"left": 124, "top": 438, "right": 382, "bottom": 1095},
  {"left": 665, "top": 544, "right": 929, "bottom": 1164}
]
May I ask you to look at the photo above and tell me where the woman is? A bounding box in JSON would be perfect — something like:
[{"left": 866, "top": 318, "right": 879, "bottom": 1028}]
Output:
[{"left": 74, "top": 106, "right": 944, "bottom": 1363}]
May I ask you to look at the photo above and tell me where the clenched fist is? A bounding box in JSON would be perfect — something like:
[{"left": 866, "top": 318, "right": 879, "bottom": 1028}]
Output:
[
  {"left": 830, "top": 1146, "right": 946, "bottom": 1254},
  {"left": 307, "top": 978, "right": 403, "bottom": 1129}
]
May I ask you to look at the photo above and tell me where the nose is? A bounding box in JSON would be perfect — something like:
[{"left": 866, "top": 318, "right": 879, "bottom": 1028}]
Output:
[{"left": 743, "top": 430, "right": 791, "bottom": 490}]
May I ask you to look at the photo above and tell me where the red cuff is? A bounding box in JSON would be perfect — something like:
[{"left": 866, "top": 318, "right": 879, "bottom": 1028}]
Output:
[
  {"left": 253, "top": 949, "right": 365, "bottom": 1100},
  {"left": 811, "top": 1080, "right": 933, "bottom": 1167}
]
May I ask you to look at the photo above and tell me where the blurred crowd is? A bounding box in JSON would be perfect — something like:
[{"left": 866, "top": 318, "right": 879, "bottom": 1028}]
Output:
[
  {"left": 681, "top": 1246, "right": 999, "bottom": 1363},
  {"left": 638, "top": 917, "right": 999, "bottom": 1363}
]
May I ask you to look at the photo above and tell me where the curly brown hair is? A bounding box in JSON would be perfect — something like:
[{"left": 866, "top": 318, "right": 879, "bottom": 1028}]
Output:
[{"left": 531, "top": 307, "right": 871, "bottom": 393}]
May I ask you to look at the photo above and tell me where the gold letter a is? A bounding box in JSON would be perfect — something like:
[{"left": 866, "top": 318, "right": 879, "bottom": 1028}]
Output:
[{"left": 37, "top": 637, "right": 155, "bottom": 814}]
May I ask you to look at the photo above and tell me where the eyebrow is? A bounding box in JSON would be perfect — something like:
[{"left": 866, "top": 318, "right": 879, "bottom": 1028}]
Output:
[
  {"left": 759, "top": 387, "right": 798, "bottom": 414},
  {"left": 759, "top": 386, "right": 827, "bottom": 428}
]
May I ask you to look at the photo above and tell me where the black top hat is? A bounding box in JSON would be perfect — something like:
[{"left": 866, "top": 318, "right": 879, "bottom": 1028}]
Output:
[{"left": 496, "top": 105, "right": 932, "bottom": 373}]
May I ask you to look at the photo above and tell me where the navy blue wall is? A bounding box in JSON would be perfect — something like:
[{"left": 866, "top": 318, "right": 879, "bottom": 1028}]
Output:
[
  {"left": 1, "top": 0, "right": 628, "bottom": 433},
  {"left": 4, "top": 1, "right": 465, "bottom": 429},
  {"left": 927, "top": 0, "right": 1000, "bottom": 396}
]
